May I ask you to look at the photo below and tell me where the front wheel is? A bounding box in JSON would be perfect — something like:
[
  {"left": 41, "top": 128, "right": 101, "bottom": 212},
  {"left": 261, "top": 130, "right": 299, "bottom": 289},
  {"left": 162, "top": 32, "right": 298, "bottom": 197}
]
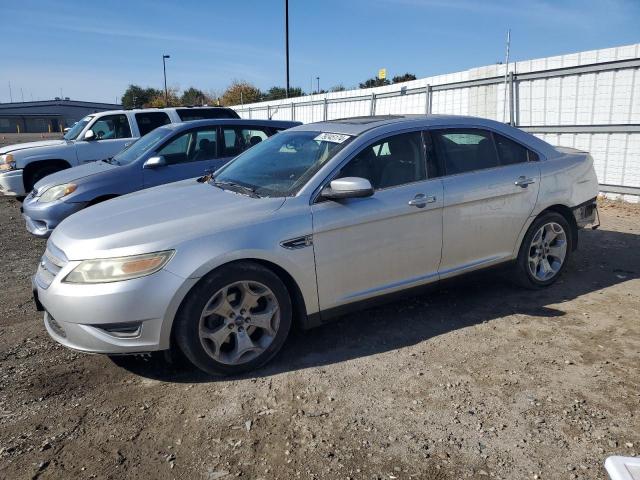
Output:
[
  {"left": 514, "top": 212, "right": 573, "bottom": 289},
  {"left": 174, "top": 262, "right": 292, "bottom": 376}
]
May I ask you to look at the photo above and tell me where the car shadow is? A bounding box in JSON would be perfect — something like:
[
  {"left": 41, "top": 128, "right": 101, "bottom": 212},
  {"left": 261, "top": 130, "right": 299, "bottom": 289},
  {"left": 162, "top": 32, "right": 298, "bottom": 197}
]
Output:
[{"left": 111, "top": 226, "right": 640, "bottom": 383}]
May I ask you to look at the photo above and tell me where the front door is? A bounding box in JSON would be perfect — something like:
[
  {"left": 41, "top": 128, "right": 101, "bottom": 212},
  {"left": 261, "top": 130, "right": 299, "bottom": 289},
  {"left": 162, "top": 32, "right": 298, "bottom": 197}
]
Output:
[
  {"left": 311, "top": 131, "right": 443, "bottom": 311},
  {"left": 433, "top": 129, "right": 541, "bottom": 277},
  {"left": 74, "top": 113, "right": 134, "bottom": 163},
  {"left": 143, "top": 127, "right": 219, "bottom": 188}
]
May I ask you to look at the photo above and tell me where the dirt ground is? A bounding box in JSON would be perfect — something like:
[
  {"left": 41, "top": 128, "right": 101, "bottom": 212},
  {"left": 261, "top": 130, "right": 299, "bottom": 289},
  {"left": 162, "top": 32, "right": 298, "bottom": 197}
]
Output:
[{"left": 0, "top": 194, "right": 638, "bottom": 480}]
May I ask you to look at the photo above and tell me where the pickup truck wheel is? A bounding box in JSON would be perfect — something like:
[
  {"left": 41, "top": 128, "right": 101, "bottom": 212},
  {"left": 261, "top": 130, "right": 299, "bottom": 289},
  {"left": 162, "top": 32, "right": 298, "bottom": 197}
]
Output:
[
  {"left": 24, "top": 165, "right": 66, "bottom": 192},
  {"left": 174, "top": 262, "right": 292, "bottom": 376},
  {"left": 514, "top": 212, "right": 572, "bottom": 289}
]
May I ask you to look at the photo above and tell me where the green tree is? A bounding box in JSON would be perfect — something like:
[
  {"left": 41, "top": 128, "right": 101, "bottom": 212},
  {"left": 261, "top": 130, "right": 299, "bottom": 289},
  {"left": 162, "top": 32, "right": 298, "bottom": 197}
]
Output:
[
  {"left": 392, "top": 73, "right": 417, "bottom": 83},
  {"left": 330, "top": 84, "right": 346, "bottom": 92},
  {"left": 147, "top": 87, "right": 180, "bottom": 107},
  {"left": 262, "top": 86, "right": 305, "bottom": 101},
  {"left": 221, "top": 80, "right": 262, "bottom": 106},
  {"left": 180, "top": 87, "right": 207, "bottom": 106},
  {"left": 121, "top": 85, "right": 161, "bottom": 109},
  {"left": 359, "top": 77, "right": 391, "bottom": 89}
]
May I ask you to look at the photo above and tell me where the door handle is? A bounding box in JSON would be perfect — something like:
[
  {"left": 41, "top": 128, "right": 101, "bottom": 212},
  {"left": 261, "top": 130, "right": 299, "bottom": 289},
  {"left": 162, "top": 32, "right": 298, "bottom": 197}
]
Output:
[
  {"left": 408, "top": 194, "right": 437, "bottom": 208},
  {"left": 514, "top": 176, "right": 535, "bottom": 188}
]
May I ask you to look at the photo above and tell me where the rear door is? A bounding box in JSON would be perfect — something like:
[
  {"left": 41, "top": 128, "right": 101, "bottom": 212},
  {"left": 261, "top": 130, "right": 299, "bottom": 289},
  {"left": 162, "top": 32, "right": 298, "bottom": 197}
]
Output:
[
  {"left": 74, "top": 113, "right": 134, "bottom": 163},
  {"left": 143, "top": 127, "right": 219, "bottom": 188},
  {"left": 135, "top": 111, "right": 171, "bottom": 136},
  {"left": 434, "top": 128, "right": 541, "bottom": 278}
]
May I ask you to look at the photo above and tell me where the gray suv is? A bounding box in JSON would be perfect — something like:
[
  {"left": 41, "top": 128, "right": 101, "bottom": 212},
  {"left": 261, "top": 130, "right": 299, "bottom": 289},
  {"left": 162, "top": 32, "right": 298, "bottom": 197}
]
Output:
[{"left": 33, "top": 115, "right": 598, "bottom": 376}]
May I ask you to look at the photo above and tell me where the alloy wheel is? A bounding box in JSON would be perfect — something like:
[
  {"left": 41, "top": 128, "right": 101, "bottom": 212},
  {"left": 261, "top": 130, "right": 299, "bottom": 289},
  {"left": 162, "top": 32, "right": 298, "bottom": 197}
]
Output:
[
  {"left": 527, "top": 222, "right": 567, "bottom": 282},
  {"left": 198, "top": 281, "right": 280, "bottom": 365}
]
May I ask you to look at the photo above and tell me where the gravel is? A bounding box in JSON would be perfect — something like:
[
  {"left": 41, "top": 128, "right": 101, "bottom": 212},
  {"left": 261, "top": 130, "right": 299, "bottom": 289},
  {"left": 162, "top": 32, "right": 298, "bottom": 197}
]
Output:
[{"left": 0, "top": 195, "right": 638, "bottom": 479}]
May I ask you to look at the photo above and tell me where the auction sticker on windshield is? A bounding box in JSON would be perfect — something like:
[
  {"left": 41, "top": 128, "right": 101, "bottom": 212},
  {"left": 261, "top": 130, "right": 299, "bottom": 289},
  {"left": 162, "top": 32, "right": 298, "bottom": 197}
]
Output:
[{"left": 314, "top": 132, "right": 351, "bottom": 143}]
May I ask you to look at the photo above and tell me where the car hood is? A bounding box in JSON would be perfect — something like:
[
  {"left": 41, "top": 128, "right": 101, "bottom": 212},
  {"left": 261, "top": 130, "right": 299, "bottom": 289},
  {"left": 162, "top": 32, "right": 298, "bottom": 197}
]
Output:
[
  {"left": 0, "top": 139, "right": 67, "bottom": 155},
  {"left": 33, "top": 161, "right": 118, "bottom": 193},
  {"left": 50, "top": 179, "right": 287, "bottom": 260}
]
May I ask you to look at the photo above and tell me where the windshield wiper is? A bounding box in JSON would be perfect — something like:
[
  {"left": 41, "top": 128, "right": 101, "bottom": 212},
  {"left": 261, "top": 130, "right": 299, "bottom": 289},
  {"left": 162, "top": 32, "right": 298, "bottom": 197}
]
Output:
[{"left": 210, "top": 180, "right": 260, "bottom": 198}]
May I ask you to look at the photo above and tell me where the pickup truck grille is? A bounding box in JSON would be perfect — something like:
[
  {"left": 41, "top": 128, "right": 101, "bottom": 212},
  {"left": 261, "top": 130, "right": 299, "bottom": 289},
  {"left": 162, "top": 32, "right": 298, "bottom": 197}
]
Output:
[{"left": 36, "top": 242, "right": 68, "bottom": 289}]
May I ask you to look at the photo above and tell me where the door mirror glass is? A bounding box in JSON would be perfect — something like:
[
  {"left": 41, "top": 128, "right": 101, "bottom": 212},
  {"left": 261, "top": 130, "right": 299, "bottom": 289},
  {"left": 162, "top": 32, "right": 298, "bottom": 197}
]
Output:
[
  {"left": 322, "top": 177, "right": 374, "bottom": 200},
  {"left": 143, "top": 155, "right": 167, "bottom": 169},
  {"left": 83, "top": 130, "right": 96, "bottom": 141}
]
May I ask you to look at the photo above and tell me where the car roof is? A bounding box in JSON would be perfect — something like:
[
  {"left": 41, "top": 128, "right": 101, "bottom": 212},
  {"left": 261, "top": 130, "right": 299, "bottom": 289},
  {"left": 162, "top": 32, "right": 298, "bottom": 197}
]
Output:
[
  {"left": 289, "top": 114, "right": 557, "bottom": 158},
  {"left": 158, "top": 118, "right": 302, "bottom": 132},
  {"left": 86, "top": 106, "right": 236, "bottom": 116}
]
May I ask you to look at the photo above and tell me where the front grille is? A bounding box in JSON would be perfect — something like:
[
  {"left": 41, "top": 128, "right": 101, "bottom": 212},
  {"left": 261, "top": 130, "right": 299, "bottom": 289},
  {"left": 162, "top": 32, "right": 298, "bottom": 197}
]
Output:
[{"left": 36, "top": 242, "right": 68, "bottom": 289}]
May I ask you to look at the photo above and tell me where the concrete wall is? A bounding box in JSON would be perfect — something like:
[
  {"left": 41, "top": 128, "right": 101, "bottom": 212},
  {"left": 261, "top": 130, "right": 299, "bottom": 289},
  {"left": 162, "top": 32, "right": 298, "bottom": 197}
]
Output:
[{"left": 231, "top": 43, "right": 640, "bottom": 202}]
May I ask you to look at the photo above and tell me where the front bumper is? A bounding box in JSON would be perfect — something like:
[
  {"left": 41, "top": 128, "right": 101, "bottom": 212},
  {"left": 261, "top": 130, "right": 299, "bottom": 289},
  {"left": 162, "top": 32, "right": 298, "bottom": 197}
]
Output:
[
  {"left": 0, "top": 169, "right": 25, "bottom": 196},
  {"left": 22, "top": 194, "right": 86, "bottom": 238},
  {"left": 36, "top": 262, "right": 198, "bottom": 354}
]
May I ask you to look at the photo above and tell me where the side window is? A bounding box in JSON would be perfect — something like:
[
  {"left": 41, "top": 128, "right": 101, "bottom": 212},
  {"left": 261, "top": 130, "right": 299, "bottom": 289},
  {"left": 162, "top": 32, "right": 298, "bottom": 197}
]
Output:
[
  {"left": 433, "top": 129, "right": 498, "bottom": 175},
  {"left": 494, "top": 133, "right": 531, "bottom": 165},
  {"left": 192, "top": 129, "right": 218, "bottom": 160},
  {"left": 337, "top": 131, "right": 426, "bottom": 190},
  {"left": 221, "top": 127, "right": 271, "bottom": 157},
  {"left": 135, "top": 112, "right": 171, "bottom": 136},
  {"left": 157, "top": 131, "right": 192, "bottom": 164},
  {"left": 90, "top": 114, "right": 132, "bottom": 140}
]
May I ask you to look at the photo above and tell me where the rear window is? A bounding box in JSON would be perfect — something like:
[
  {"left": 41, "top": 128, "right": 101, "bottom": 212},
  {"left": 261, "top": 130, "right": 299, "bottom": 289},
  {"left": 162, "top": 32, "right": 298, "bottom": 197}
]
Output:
[
  {"left": 176, "top": 108, "right": 239, "bottom": 121},
  {"left": 135, "top": 112, "right": 171, "bottom": 136}
]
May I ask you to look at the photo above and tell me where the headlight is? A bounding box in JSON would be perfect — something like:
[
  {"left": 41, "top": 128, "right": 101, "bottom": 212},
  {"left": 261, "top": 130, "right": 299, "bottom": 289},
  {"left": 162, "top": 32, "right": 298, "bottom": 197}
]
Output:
[
  {"left": 0, "top": 154, "right": 15, "bottom": 171},
  {"left": 63, "top": 250, "right": 175, "bottom": 284},
  {"left": 38, "top": 183, "right": 77, "bottom": 203}
]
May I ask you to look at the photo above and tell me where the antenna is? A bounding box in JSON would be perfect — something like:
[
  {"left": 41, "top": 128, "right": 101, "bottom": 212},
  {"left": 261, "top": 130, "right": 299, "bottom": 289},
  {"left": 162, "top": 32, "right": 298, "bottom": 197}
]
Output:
[{"left": 503, "top": 29, "right": 511, "bottom": 123}]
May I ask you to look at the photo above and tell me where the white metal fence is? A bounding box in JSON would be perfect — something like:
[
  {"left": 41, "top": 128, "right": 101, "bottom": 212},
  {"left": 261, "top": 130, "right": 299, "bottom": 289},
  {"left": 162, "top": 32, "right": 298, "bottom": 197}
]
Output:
[{"left": 231, "top": 43, "right": 640, "bottom": 202}]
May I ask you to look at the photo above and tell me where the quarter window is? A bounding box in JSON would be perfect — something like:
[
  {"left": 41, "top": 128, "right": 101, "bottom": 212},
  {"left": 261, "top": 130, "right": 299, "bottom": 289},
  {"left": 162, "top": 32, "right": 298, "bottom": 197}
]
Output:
[
  {"left": 135, "top": 112, "right": 171, "bottom": 136},
  {"left": 90, "top": 114, "right": 132, "bottom": 140},
  {"left": 494, "top": 133, "right": 531, "bottom": 165},
  {"left": 433, "top": 129, "right": 499, "bottom": 175},
  {"left": 337, "top": 131, "right": 426, "bottom": 190}
]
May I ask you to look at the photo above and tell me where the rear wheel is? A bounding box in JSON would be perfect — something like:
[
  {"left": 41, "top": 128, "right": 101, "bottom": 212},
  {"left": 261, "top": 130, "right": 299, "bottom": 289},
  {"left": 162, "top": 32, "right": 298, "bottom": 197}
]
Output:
[
  {"left": 174, "top": 262, "right": 292, "bottom": 376},
  {"left": 514, "top": 212, "right": 572, "bottom": 289}
]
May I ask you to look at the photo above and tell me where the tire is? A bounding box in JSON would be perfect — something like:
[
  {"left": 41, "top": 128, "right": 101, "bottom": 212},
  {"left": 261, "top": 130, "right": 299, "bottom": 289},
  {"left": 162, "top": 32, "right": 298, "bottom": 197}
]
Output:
[
  {"left": 24, "top": 165, "right": 67, "bottom": 192},
  {"left": 174, "top": 262, "right": 292, "bottom": 376},
  {"left": 514, "top": 212, "right": 573, "bottom": 289}
]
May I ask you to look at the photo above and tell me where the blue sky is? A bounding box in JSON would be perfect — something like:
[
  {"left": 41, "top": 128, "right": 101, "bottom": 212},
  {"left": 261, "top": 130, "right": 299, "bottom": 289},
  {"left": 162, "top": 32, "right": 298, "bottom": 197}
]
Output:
[{"left": 2, "top": 0, "right": 639, "bottom": 103}]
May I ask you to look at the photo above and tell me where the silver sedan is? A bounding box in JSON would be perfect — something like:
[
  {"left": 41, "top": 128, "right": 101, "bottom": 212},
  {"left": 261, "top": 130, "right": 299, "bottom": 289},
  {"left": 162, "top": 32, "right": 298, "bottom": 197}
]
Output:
[{"left": 34, "top": 115, "right": 599, "bottom": 375}]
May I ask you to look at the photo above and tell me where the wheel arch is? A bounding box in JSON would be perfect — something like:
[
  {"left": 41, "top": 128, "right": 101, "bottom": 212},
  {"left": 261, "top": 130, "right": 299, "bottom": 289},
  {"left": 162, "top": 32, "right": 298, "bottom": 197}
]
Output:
[
  {"left": 537, "top": 204, "right": 578, "bottom": 251},
  {"left": 168, "top": 258, "right": 310, "bottom": 349},
  {"left": 23, "top": 159, "right": 72, "bottom": 188}
]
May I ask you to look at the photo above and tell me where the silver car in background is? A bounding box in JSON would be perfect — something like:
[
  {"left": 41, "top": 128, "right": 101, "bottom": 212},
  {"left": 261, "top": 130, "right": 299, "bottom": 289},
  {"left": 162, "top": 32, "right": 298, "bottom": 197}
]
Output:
[{"left": 33, "top": 115, "right": 599, "bottom": 376}]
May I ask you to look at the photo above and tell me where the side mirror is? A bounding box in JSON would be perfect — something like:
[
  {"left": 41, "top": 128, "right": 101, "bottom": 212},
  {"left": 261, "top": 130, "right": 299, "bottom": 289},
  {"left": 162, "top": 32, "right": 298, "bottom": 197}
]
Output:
[
  {"left": 83, "top": 130, "right": 96, "bottom": 141},
  {"left": 321, "top": 177, "right": 374, "bottom": 200},
  {"left": 143, "top": 155, "right": 167, "bottom": 169}
]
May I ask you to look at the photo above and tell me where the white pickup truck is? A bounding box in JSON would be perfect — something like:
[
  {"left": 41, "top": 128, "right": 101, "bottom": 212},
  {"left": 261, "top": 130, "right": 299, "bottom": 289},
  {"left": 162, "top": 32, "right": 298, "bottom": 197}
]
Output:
[{"left": 0, "top": 106, "right": 239, "bottom": 196}]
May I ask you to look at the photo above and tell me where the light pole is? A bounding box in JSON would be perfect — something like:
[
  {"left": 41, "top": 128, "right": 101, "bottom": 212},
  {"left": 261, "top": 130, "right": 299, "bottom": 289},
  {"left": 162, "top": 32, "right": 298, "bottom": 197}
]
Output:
[
  {"left": 316, "top": 76, "right": 320, "bottom": 94},
  {"left": 162, "top": 54, "right": 171, "bottom": 105},
  {"left": 285, "top": 0, "right": 290, "bottom": 98}
]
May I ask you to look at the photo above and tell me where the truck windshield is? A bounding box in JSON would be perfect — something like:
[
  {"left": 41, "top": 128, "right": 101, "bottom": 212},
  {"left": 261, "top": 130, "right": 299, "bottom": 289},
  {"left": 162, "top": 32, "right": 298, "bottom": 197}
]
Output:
[
  {"left": 212, "top": 130, "right": 353, "bottom": 197},
  {"left": 63, "top": 116, "right": 93, "bottom": 140},
  {"left": 112, "top": 127, "right": 169, "bottom": 166}
]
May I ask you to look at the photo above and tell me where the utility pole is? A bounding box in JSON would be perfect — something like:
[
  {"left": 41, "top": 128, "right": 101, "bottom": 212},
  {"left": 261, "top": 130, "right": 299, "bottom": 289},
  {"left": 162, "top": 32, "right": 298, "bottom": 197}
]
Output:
[
  {"left": 503, "top": 29, "right": 511, "bottom": 123},
  {"left": 21, "top": 88, "right": 24, "bottom": 102},
  {"left": 162, "top": 54, "right": 171, "bottom": 105},
  {"left": 8, "top": 81, "right": 13, "bottom": 102},
  {"left": 285, "top": 0, "right": 290, "bottom": 98}
]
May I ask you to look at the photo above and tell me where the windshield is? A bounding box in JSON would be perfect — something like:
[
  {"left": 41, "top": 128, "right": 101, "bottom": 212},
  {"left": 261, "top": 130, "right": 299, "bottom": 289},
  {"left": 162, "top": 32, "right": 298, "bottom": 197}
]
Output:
[
  {"left": 63, "top": 116, "right": 93, "bottom": 140},
  {"left": 213, "top": 130, "right": 353, "bottom": 197},
  {"left": 112, "top": 127, "right": 170, "bottom": 166}
]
